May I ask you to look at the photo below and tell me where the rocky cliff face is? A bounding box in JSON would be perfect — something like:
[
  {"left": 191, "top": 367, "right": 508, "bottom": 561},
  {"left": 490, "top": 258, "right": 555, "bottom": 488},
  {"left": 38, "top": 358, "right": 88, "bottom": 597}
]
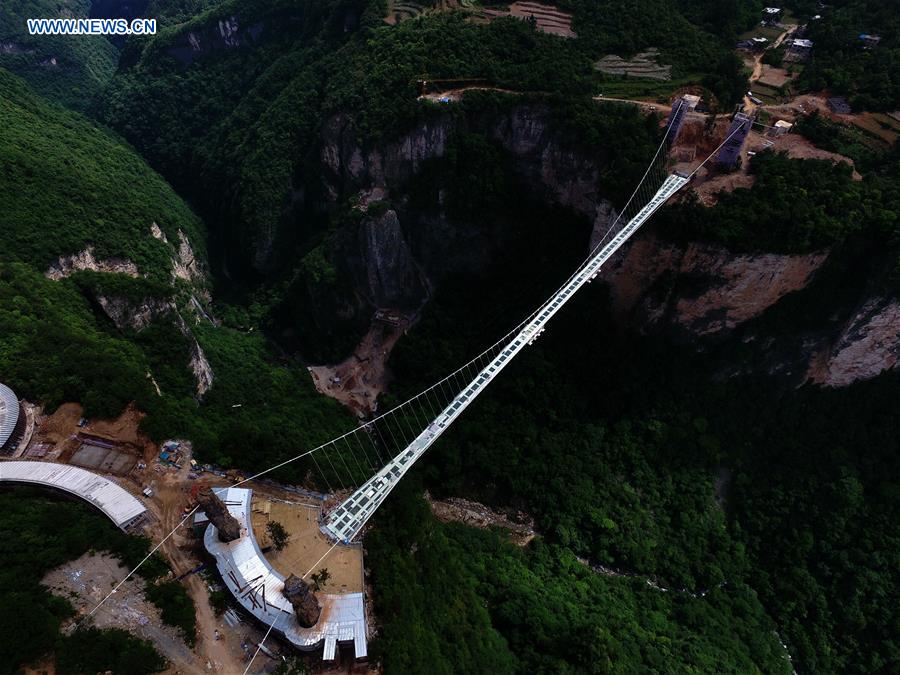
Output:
[
  {"left": 44, "top": 229, "right": 215, "bottom": 397},
  {"left": 45, "top": 247, "right": 139, "bottom": 280},
  {"left": 601, "top": 230, "right": 899, "bottom": 387},
  {"left": 289, "top": 102, "right": 895, "bottom": 387},
  {"left": 807, "top": 297, "right": 900, "bottom": 386},
  {"left": 165, "top": 15, "right": 264, "bottom": 65},
  {"left": 286, "top": 104, "right": 618, "bottom": 357},
  {"left": 602, "top": 234, "right": 829, "bottom": 337}
]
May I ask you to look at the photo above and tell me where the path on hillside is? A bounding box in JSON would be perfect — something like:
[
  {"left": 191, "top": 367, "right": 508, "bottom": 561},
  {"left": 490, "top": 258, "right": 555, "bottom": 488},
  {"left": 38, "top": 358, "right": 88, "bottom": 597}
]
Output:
[{"left": 743, "top": 23, "right": 796, "bottom": 111}]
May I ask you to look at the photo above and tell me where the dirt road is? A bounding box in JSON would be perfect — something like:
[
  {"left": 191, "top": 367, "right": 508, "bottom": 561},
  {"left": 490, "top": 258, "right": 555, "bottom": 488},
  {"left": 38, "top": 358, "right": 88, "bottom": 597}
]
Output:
[{"left": 744, "top": 24, "right": 796, "bottom": 111}]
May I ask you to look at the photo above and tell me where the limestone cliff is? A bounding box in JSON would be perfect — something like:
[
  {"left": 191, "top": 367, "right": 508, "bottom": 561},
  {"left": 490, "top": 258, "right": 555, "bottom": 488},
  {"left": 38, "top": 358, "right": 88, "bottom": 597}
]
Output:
[
  {"left": 288, "top": 102, "right": 895, "bottom": 388},
  {"left": 602, "top": 234, "right": 828, "bottom": 337},
  {"left": 43, "top": 228, "right": 215, "bottom": 397}
]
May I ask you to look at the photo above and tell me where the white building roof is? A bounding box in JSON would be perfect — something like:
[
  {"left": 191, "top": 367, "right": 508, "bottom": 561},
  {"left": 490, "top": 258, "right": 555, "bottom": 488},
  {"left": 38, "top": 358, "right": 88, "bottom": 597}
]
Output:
[
  {"left": 775, "top": 120, "right": 794, "bottom": 128},
  {"left": 203, "top": 487, "right": 367, "bottom": 660},
  {"left": 0, "top": 461, "right": 147, "bottom": 528},
  {"left": 0, "top": 383, "right": 20, "bottom": 449}
]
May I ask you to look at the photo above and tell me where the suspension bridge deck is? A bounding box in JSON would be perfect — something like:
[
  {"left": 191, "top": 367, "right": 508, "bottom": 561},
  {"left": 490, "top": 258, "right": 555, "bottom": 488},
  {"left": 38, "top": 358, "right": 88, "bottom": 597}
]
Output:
[{"left": 325, "top": 172, "right": 689, "bottom": 543}]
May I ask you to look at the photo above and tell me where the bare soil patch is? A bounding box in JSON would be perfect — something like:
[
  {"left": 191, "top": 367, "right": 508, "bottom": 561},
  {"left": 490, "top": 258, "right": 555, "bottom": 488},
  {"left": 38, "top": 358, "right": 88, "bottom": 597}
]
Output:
[
  {"left": 426, "top": 493, "right": 537, "bottom": 545},
  {"left": 44, "top": 552, "right": 202, "bottom": 674},
  {"left": 772, "top": 133, "right": 862, "bottom": 179},
  {"left": 250, "top": 497, "right": 364, "bottom": 594},
  {"left": 309, "top": 312, "right": 414, "bottom": 416},
  {"left": 757, "top": 64, "right": 795, "bottom": 89}
]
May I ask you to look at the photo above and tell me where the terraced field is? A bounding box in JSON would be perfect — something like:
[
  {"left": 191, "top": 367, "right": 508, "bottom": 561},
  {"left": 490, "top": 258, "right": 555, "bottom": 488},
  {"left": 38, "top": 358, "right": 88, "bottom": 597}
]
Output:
[
  {"left": 594, "top": 48, "right": 672, "bottom": 81},
  {"left": 482, "top": 1, "right": 576, "bottom": 37},
  {"left": 386, "top": 0, "right": 476, "bottom": 24}
]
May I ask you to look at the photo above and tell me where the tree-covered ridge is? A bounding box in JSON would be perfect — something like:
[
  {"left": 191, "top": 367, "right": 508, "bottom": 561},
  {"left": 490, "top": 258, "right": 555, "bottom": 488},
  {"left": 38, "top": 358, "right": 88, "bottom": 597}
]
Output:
[
  {"left": 0, "top": 67, "right": 205, "bottom": 277},
  {"left": 368, "top": 483, "right": 792, "bottom": 674},
  {"left": 658, "top": 151, "right": 900, "bottom": 262},
  {"left": 0, "top": 0, "right": 119, "bottom": 109},
  {"left": 792, "top": 0, "right": 900, "bottom": 111},
  {"left": 96, "top": 0, "right": 749, "bottom": 281},
  {"left": 378, "top": 190, "right": 899, "bottom": 673},
  {"left": 0, "top": 489, "right": 172, "bottom": 674}
]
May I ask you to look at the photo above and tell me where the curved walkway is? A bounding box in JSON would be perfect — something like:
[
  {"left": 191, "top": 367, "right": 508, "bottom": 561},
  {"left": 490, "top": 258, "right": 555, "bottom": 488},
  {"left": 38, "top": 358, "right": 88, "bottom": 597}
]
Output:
[{"left": 0, "top": 460, "right": 147, "bottom": 529}]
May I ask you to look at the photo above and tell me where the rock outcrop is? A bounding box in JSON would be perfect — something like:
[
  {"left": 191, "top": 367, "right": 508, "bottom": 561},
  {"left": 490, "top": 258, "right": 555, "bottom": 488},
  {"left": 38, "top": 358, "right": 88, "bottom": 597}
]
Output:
[
  {"left": 166, "top": 15, "right": 264, "bottom": 65},
  {"left": 281, "top": 574, "right": 321, "bottom": 627},
  {"left": 45, "top": 247, "right": 139, "bottom": 280},
  {"left": 602, "top": 234, "right": 829, "bottom": 337},
  {"left": 354, "top": 208, "right": 428, "bottom": 309},
  {"left": 808, "top": 297, "right": 900, "bottom": 387},
  {"left": 255, "top": 99, "right": 894, "bottom": 389},
  {"left": 198, "top": 489, "right": 241, "bottom": 542},
  {"left": 96, "top": 295, "right": 174, "bottom": 333}
]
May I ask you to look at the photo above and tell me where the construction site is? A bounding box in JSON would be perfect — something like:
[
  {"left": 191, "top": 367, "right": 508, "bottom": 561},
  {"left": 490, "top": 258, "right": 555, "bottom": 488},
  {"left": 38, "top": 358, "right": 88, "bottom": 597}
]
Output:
[{"left": 0, "top": 381, "right": 372, "bottom": 673}]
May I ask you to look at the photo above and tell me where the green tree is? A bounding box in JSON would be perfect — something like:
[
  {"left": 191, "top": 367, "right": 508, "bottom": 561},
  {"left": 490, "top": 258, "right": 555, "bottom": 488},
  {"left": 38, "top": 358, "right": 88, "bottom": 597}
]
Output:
[{"left": 267, "top": 521, "right": 291, "bottom": 551}]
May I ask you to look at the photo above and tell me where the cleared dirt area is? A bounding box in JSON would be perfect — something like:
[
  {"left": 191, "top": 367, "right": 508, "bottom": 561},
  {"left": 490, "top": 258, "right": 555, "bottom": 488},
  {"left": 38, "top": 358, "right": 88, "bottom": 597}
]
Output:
[
  {"left": 250, "top": 497, "right": 363, "bottom": 594},
  {"left": 756, "top": 64, "right": 795, "bottom": 90},
  {"left": 420, "top": 85, "right": 520, "bottom": 102},
  {"left": 774, "top": 132, "right": 862, "bottom": 179},
  {"left": 309, "top": 312, "right": 413, "bottom": 416},
  {"left": 29, "top": 402, "right": 155, "bottom": 474},
  {"left": 44, "top": 553, "right": 203, "bottom": 674},
  {"left": 427, "top": 493, "right": 537, "bottom": 546}
]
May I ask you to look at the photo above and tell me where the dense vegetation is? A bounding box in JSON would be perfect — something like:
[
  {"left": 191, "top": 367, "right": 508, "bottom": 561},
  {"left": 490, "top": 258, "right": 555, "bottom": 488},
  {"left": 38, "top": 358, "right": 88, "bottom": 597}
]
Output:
[
  {"left": 0, "top": 67, "right": 204, "bottom": 277},
  {"left": 95, "top": 0, "right": 749, "bottom": 281},
  {"left": 0, "top": 0, "right": 897, "bottom": 672},
  {"left": 0, "top": 0, "right": 118, "bottom": 109},
  {"left": 658, "top": 150, "right": 900, "bottom": 269},
  {"left": 0, "top": 489, "right": 169, "bottom": 674},
  {"left": 0, "top": 262, "right": 352, "bottom": 478},
  {"left": 55, "top": 627, "right": 166, "bottom": 675},
  {"left": 376, "top": 239, "right": 899, "bottom": 673},
  {"left": 0, "top": 64, "right": 354, "bottom": 478},
  {"left": 369, "top": 483, "right": 792, "bottom": 674},
  {"left": 792, "top": 0, "right": 900, "bottom": 111}
]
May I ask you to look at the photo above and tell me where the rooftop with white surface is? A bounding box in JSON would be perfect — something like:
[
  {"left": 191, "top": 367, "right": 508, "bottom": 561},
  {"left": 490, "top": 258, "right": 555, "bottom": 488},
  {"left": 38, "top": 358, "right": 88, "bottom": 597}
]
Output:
[
  {"left": 0, "top": 460, "right": 147, "bottom": 529},
  {"left": 201, "top": 487, "right": 367, "bottom": 660},
  {"left": 0, "top": 383, "right": 21, "bottom": 451}
]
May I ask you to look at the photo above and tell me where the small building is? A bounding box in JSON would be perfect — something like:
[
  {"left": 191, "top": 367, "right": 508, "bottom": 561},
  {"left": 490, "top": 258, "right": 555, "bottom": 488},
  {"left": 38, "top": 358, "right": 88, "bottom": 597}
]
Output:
[
  {"left": 786, "top": 38, "right": 813, "bottom": 61},
  {"left": 827, "top": 97, "right": 852, "bottom": 114},
  {"left": 859, "top": 34, "right": 882, "bottom": 49},
  {"left": 681, "top": 94, "right": 701, "bottom": 111},
  {"left": 771, "top": 120, "right": 794, "bottom": 136},
  {"left": 738, "top": 37, "right": 769, "bottom": 52},
  {"left": 762, "top": 7, "right": 782, "bottom": 24}
]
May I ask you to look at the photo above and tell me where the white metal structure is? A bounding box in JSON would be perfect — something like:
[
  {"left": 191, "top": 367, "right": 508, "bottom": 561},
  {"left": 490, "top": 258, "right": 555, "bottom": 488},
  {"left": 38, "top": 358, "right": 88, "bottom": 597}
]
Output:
[
  {"left": 325, "top": 172, "right": 690, "bottom": 542},
  {"left": 0, "top": 460, "right": 147, "bottom": 529},
  {"left": 0, "top": 383, "right": 20, "bottom": 450},
  {"left": 202, "top": 487, "right": 367, "bottom": 659}
]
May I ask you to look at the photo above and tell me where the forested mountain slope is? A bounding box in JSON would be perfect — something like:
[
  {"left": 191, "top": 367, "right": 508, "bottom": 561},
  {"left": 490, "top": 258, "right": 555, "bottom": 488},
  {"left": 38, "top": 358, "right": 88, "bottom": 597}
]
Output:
[
  {"left": 0, "top": 67, "right": 350, "bottom": 472},
  {"left": 0, "top": 0, "right": 897, "bottom": 672}
]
